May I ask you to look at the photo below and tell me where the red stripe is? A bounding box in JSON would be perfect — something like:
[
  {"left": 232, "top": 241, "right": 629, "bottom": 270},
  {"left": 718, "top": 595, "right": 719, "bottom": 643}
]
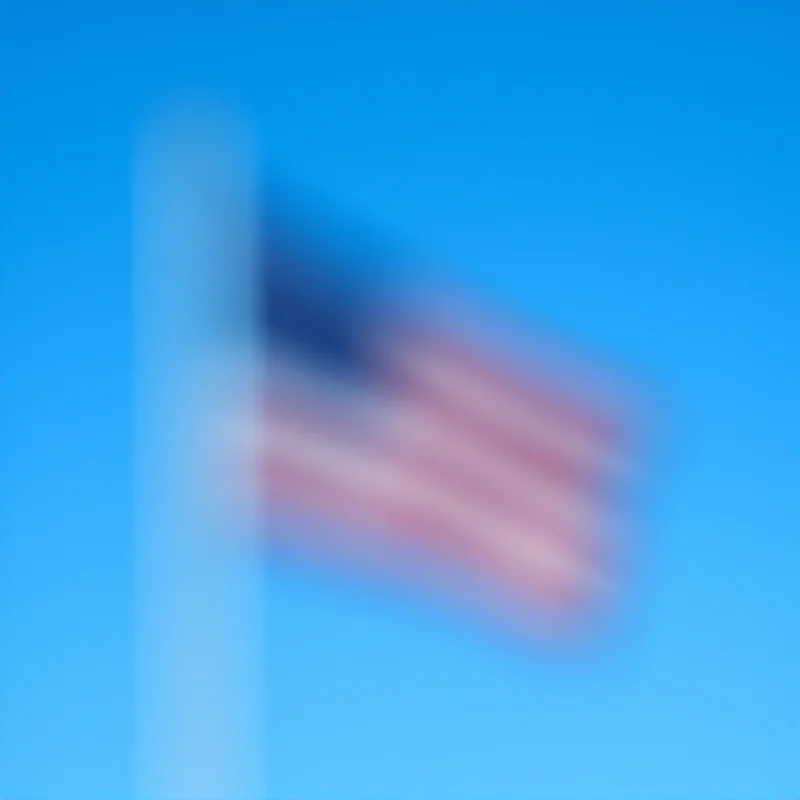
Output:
[
  {"left": 259, "top": 412, "right": 608, "bottom": 609},
  {"left": 256, "top": 328, "right": 624, "bottom": 612},
  {"left": 391, "top": 323, "right": 625, "bottom": 446}
]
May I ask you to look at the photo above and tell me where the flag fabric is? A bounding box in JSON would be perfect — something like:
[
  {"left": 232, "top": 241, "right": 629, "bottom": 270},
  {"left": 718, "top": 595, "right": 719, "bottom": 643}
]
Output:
[{"left": 244, "top": 219, "right": 633, "bottom": 622}]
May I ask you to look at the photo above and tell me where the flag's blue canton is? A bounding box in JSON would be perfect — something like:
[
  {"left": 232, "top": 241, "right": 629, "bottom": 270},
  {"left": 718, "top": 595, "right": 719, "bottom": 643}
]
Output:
[{"left": 260, "top": 224, "right": 386, "bottom": 385}]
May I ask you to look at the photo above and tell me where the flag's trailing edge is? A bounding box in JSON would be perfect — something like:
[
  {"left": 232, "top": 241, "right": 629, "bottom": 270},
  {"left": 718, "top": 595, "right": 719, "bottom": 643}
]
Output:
[{"left": 238, "top": 195, "right": 638, "bottom": 632}]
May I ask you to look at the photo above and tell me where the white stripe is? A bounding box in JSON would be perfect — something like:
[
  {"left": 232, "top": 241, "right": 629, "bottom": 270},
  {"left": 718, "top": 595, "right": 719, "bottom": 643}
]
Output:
[
  {"left": 263, "top": 420, "right": 604, "bottom": 598},
  {"left": 395, "top": 346, "right": 625, "bottom": 476},
  {"left": 381, "top": 402, "right": 598, "bottom": 533}
]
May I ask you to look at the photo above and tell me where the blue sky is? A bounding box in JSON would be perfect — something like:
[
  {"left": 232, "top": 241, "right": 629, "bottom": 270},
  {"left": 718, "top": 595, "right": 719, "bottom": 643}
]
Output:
[{"left": 1, "top": 3, "right": 799, "bottom": 798}]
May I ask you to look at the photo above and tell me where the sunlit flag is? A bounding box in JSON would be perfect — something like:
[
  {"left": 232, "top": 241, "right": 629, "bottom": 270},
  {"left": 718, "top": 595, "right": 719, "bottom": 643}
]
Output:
[{"left": 235, "top": 205, "right": 637, "bottom": 627}]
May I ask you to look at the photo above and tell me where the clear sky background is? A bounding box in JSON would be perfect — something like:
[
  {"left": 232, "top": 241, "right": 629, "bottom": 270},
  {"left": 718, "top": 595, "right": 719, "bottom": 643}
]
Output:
[{"left": 1, "top": 3, "right": 799, "bottom": 799}]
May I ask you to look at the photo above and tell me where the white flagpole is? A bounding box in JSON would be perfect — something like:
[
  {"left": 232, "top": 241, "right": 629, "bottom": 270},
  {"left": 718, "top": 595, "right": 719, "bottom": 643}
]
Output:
[{"left": 134, "top": 106, "right": 267, "bottom": 800}]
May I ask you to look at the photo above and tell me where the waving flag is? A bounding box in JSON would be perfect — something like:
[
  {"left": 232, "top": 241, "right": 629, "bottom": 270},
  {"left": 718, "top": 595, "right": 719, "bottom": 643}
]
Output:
[{"left": 238, "top": 210, "right": 635, "bottom": 626}]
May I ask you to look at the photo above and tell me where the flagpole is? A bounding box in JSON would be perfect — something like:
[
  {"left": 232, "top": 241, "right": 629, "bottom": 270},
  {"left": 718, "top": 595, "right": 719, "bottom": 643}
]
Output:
[{"left": 134, "top": 106, "right": 267, "bottom": 800}]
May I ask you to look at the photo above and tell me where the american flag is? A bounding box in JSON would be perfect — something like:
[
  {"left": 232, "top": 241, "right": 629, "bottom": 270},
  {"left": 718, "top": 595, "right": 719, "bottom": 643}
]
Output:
[{"left": 243, "top": 215, "right": 633, "bottom": 624}]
